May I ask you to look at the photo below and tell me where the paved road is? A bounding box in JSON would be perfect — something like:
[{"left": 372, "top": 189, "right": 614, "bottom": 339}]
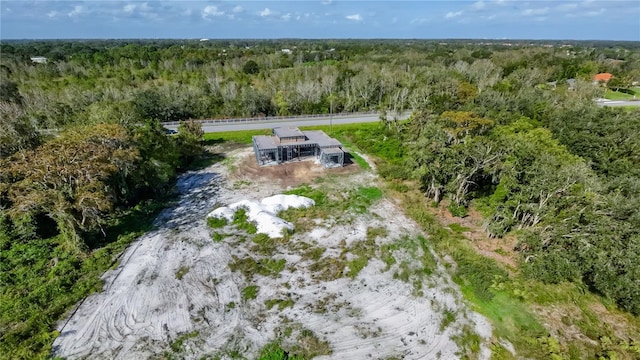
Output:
[
  {"left": 595, "top": 99, "right": 640, "bottom": 107},
  {"left": 164, "top": 112, "right": 410, "bottom": 133}
]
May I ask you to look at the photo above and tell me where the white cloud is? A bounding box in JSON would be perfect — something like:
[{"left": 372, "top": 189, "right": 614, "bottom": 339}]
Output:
[
  {"left": 445, "top": 11, "right": 463, "bottom": 19},
  {"left": 68, "top": 5, "right": 85, "bottom": 17},
  {"left": 322, "top": 0, "right": 333, "bottom": 4},
  {"left": 346, "top": 13, "right": 363, "bottom": 21},
  {"left": 260, "top": 8, "right": 272, "bottom": 17},
  {"left": 47, "top": 11, "right": 59, "bottom": 18},
  {"left": 232, "top": 5, "right": 243, "bottom": 13},
  {"left": 585, "top": 8, "right": 606, "bottom": 16},
  {"left": 522, "top": 7, "right": 549, "bottom": 16},
  {"left": 202, "top": 5, "right": 224, "bottom": 18},
  {"left": 121, "top": 2, "right": 156, "bottom": 18},
  {"left": 410, "top": 17, "right": 429, "bottom": 24},
  {"left": 138, "top": 3, "right": 151, "bottom": 12},
  {"left": 472, "top": 1, "right": 486, "bottom": 10},
  {"left": 123, "top": 4, "right": 136, "bottom": 14},
  {"left": 281, "top": 13, "right": 292, "bottom": 21}
]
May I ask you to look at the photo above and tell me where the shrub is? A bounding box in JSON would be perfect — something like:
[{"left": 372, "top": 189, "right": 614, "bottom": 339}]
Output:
[
  {"left": 207, "top": 216, "right": 227, "bottom": 229},
  {"left": 242, "top": 285, "right": 259, "bottom": 300}
]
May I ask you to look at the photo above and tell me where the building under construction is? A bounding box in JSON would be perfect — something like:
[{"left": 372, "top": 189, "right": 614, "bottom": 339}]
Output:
[{"left": 252, "top": 127, "right": 345, "bottom": 167}]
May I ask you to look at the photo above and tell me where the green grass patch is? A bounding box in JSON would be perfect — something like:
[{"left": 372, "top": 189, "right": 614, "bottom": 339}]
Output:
[
  {"left": 349, "top": 152, "right": 370, "bottom": 169},
  {"left": 203, "top": 129, "right": 271, "bottom": 145},
  {"left": 379, "top": 244, "right": 397, "bottom": 270},
  {"left": 349, "top": 186, "right": 383, "bottom": 213},
  {"left": 232, "top": 208, "right": 257, "bottom": 234},
  {"left": 211, "top": 232, "right": 225, "bottom": 242},
  {"left": 453, "top": 324, "right": 482, "bottom": 358},
  {"left": 258, "top": 342, "right": 305, "bottom": 360},
  {"left": 265, "top": 297, "right": 295, "bottom": 310},
  {"left": 604, "top": 88, "right": 640, "bottom": 101},
  {"left": 302, "top": 246, "right": 326, "bottom": 261},
  {"left": 242, "top": 285, "right": 259, "bottom": 300},
  {"left": 175, "top": 266, "right": 190, "bottom": 280},
  {"left": 284, "top": 184, "right": 327, "bottom": 205},
  {"left": 185, "top": 152, "right": 225, "bottom": 170},
  {"left": 251, "top": 233, "right": 277, "bottom": 255},
  {"left": 169, "top": 330, "right": 199, "bottom": 353},
  {"left": 207, "top": 216, "right": 227, "bottom": 229},
  {"left": 388, "top": 235, "right": 437, "bottom": 295},
  {"left": 228, "top": 256, "right": 286, "bottom": 278},
  {"left": 291, "top": 328, "right": 332, "bottom": 358},
  {"left": 440, "top": 309, "right": 457, "bottom": 331},
  {"left": 346, "top": 255, "right": 369, "bottom": 279},
  {"left": 366, "top": 226, "right": 387, "bottom": 244},
  {"left": 448, "top": 223, "right": 471, "bottom": 233}
]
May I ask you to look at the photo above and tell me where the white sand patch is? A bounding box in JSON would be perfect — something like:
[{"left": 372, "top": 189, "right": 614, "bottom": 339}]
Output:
[{"left": 207, "top": 194, "right": 315, "bottom": 238}]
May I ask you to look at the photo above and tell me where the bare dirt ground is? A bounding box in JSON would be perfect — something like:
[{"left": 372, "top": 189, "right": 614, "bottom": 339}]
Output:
[
  {"left": 433, "top": 201, "right": 518, "bottom": 270},
  {"left": 52, "top": 148, "right": 494, "bottom": 359}
]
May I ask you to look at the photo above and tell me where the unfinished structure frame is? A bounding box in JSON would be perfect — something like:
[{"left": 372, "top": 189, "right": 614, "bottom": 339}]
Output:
[{"left": 253, "top": 127, "right": 345, "bottom": 167}]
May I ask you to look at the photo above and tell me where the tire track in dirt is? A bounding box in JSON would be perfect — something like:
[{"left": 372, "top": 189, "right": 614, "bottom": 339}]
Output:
[{"left": 53, "top": 169, "right": 228, "bottom": 359}]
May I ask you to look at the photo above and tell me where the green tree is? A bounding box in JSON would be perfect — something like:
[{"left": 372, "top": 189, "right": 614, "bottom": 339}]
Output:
[
  {"left": 175, "top": 119, "right": 204, "bottom": 165},
  {"left": 2, "top": 124, "right": 139, "bottom": 249},
  {"left": 242, "top": 59, "right": 260, "bottom": 75}
]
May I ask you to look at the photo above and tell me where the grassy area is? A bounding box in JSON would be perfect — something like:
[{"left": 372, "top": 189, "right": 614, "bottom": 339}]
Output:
[
  {"left": 203, "top": 128, "right": 272, "bottom": 145},
  {"left": 604, "top": 87, "right": 640, "bottom": 100}
]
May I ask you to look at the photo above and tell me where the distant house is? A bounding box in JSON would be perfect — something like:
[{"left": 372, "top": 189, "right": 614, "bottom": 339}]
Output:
[
  {"left": 30, "top": 56, "right": 48, "bottom": 64},
  {"left": 594, "top": 73, "right": 613, "bottom": 84},
  {"left": 281, "top": 48, "right": 292, "bottom": 54},
  {"left": 252, "top": 127, "right": 344, "bottom": 168}
]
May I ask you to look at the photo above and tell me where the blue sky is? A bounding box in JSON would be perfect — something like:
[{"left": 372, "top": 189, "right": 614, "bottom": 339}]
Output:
[{"left": 1, "top": 1, "right": 639, "bottom": 40}]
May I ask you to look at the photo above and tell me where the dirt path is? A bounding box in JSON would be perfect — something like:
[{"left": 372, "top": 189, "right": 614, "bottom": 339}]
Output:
[{"left": 52, "top": 149, "right": 494, "bottom": 359}]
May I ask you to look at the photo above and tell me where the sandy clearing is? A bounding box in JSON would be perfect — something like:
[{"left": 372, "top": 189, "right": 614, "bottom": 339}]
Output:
[{"left": 53, "top": 148, "right": 495, "bottom": 359}]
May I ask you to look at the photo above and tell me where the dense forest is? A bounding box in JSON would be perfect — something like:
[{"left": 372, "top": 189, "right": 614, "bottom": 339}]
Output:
[{"left": 1, "top": 39, "right": 640, "bottom": 358}]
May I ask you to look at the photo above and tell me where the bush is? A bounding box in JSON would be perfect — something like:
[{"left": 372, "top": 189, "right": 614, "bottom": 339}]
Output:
[
  {"left": 232, "top": 208, "right": 257, "bottom": 234},
  {"left": 242, "top": 285, "right": 259, "bottom": 300},
  {"left": 448, "top": 203, "right": 468, "bottom": 218},
  {"left": 207, "top": 216, "right": 227, "bottom": 229}
]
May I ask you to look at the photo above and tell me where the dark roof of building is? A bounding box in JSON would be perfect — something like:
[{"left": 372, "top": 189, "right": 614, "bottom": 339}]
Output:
[
  {"left": 253, "top": 128, "right": 342, "bottom": 151},
  {"left": 253, "top": 135, "right": 280, "bottom": 150},
  {"left": 303, "top": 131, "right": 342, "bottom": 148},
  {"left": 274, "top": 127, "right": 305, "bottom": 139}
]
